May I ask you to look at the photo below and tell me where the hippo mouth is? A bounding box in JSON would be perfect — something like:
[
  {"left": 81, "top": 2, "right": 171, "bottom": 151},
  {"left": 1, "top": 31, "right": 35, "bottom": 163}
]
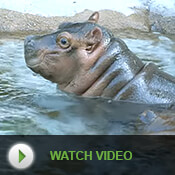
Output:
[
  {"left": 26, "top": 58, "right": 42, "bottom": 69},
  {"left": 25, "top": 50, "right": 62, "bottom": 82},
  {"left": 26, "top": 50, "right": 60, "bottom": 68},
  {"left": 27, "top": 60, "right": 54, "bottom": 81}
]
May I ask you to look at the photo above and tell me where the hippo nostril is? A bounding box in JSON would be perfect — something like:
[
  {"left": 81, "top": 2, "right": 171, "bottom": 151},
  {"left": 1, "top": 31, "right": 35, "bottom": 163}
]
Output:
[
  {"left": 25, "top": 36, "right": 36, "bottom": 52},
  {"left": 28, "top": 40, "right": 35, "bottom": 47},
  {"left": 24, "top": 35, "right": 37, "bottom": 59},
  {"left": 24, "top": 35, "right": 35, "bottom": 46},
  {"left": 25, "top": 35, "right": 34, "bottom": 42}
]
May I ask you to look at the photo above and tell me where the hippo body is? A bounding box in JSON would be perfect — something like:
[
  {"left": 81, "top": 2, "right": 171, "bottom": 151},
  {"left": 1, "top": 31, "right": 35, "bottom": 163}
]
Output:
[{"left": 24, "top": 12, "right": 175, "bottom": 104}]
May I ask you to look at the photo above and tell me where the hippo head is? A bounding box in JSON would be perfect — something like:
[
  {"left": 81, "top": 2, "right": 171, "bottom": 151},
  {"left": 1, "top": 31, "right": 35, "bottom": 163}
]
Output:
[
  {"left": 25, "top": 12, "right": 112, "bottom": 94},
  {"left": 25, "top": 12, "right": 143, "bottom": 98}
]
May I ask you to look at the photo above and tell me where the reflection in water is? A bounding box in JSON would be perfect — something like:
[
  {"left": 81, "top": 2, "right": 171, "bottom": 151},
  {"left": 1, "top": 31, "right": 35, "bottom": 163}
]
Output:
[{"left": 0, "top": 32, "right": 175, "bottom": 135}]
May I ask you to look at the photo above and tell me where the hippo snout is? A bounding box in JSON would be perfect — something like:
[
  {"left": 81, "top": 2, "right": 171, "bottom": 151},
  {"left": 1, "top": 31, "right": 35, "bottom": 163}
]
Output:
[
  {"left": 25, "top": 35, "right": 35, "bottom": 45},
  {"left": 24, "top": 35, "right": 41, "bottom": 68},
  {"left": 24, "top": 35, "right": 36, "bottom": 54}
]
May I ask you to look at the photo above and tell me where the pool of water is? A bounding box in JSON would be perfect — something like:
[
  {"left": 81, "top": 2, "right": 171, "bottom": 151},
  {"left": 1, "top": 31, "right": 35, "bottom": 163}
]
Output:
[{"left": 0, "top": 31, "right": 175, "bottom": 135}]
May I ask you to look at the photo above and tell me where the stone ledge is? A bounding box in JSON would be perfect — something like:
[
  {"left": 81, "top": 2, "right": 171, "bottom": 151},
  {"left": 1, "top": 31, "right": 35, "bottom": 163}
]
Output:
[
  {"left": 0, "top": 8, "right": 174, "bottom": 36},
  {"left": 0, "top": 9, "right": 149, "bottom": 35}
]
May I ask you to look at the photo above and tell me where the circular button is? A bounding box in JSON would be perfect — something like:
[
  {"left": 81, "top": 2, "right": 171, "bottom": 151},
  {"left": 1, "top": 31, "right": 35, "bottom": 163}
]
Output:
[{"left": 8, "top": 143, "right": 34, "bottom": 170}]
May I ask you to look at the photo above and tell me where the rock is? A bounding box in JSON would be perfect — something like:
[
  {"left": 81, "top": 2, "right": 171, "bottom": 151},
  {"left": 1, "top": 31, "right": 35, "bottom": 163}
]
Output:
[{"left": 0, "top": 9, "right": 149, "bottom": 36}]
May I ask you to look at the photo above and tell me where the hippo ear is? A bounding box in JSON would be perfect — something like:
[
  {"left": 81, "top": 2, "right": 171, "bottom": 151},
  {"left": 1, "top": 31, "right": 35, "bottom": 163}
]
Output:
[
  {"left": 88, "top": 12, "right": 99, "bottom": 23},
  {"left": 85, "top": 27, "right": 103, "bottom": 44}
]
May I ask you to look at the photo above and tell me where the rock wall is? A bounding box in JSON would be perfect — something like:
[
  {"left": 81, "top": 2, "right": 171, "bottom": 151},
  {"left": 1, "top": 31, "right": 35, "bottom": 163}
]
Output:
[
  {"left": 0, "top": 9, "right": 150, "bottom": 36},
  {"left": 0, "top": 1, "right": 175, "bottom": 36}
]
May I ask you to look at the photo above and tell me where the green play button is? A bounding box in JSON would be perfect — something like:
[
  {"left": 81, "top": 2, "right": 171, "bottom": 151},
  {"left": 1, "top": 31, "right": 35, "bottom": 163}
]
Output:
[
  {"left": 19, "top": 150, "right": 26, "bottom": 163},
  {"left": 8, "top": 143, "right": 34, "bottom": 169}
]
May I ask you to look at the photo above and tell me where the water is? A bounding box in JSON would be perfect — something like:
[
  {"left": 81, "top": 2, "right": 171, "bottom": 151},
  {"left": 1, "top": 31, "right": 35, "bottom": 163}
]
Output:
[{"left": 0, "top": 31, "right": 175, "bottom": 135}]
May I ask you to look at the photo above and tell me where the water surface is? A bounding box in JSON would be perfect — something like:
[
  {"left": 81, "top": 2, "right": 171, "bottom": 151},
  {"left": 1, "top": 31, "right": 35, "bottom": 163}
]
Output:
[{"left": 0, "top": 31, "right": 175, "bottom": 135}]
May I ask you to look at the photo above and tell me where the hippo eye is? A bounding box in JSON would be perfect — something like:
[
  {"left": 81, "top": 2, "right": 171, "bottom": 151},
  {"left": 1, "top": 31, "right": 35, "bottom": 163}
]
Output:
[
  {"left": 57, "top": 37, "right": 70, "bottom": 49},
  {"left": 61, "top": 38, "right": 67, "bottom": 45}
]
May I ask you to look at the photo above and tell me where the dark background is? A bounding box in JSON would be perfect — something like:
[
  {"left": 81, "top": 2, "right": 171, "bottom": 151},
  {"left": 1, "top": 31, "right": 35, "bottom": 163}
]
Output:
[{"left": 0, "top": 136, "right": 175, "bottom": 175}]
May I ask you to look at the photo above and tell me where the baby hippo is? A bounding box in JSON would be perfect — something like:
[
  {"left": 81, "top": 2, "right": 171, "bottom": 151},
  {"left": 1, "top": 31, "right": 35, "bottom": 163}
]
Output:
[{"left": 24, "top": 12, "right": 175, "bottom": 104}]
